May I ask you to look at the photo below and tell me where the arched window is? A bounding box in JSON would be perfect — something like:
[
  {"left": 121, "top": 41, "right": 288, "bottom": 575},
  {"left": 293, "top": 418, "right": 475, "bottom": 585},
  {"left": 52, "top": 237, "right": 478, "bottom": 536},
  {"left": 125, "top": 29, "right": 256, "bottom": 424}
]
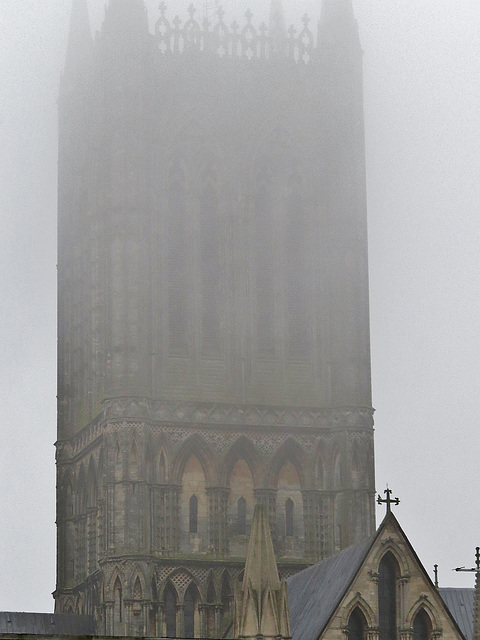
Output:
[
  {"left": 413, "top": 610, "right": 431, "bottom": 640},
  {"left": 168, "top": 161, "right": 189, "bottom": 355},
  {"left": 237, "top": 497, "right": 247, "bottom": 534},
  {"left": 114, "top": 578, "right": 123, "bottom": 626},
  {"left": 200, "top": 178, "right": 221, "bottom": 354},
  {"left": 348, "top": 607, "right": 367, "bottom": 640},
  {"left": 189, "top": 495, "right": 198, "bottom": 533},
  {"left": 285, "top": 498, "right": 294, "bottom": 536},
  {"left": 164, "top": 583, "right": 177, "bottom": 638},
  {"left": 184, "top": 584, "right": 197, "bottom": 639},
  {"left": 378, "top": 552, "right": 399, "bottom": 640}
]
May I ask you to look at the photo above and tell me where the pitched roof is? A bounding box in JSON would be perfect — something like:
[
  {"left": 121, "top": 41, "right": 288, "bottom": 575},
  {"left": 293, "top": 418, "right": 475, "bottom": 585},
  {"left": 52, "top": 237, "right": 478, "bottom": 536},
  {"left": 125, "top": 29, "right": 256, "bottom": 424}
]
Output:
[
  {"left": 440, "top": 588, "right": 475, "bottom": 640},
  {"left": 0, "top": 612, "right": 95, "bottom": 636},
  {"left": 287, "top": 534, "right": 375, "bottom": 640}
]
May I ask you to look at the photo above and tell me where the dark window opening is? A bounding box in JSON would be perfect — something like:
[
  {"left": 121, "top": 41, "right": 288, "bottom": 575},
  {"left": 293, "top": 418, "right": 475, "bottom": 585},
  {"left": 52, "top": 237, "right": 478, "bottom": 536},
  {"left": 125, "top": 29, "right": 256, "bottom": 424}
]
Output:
[
  {"left": 348, "top": 607, "right": 367, "bottom": 640},
  {"left": 184, "top": 585, "right": 196, "bottom": 639},
  {"left": 189, "top": 495, "right": 198, "bottom": 533},
  {"left": 165, "top": 584, "right": 177, "bottom": 638},
  {"left": 413, "top": 610, "right": 431, "bottom": 640},
  {"left": 378, "top": 552, "right": 399, "bottom": 640}
]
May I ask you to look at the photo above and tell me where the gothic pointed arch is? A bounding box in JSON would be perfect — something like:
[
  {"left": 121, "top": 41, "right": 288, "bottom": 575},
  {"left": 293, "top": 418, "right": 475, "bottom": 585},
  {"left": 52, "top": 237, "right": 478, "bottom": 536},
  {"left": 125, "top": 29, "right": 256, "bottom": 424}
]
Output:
[
  {"left": 370, "top": 539, "right": 411, "bottom": 578},
  {"left": 184, "top": 581, "right": 201, "bottom": 639},
  {"left": 378, "top": 551, "right": 400, "bottom": 640},
  {"left": 113, "top": 575, "right": 124, "bottom": 630},
  {"left": 341, "top": 593, "right": 375, "bottom": 628},
  {"left": 221, "top": 436, "right": 260, "bottom": 487},
  {"left": 127, "top": 567, "right": 147, "bottom": 599},
  {"left": 268, "top": 438, "right": 306, "bottom": 488},
  {"left": 412, "top": 608, "right": 433, "bottom": 640},
  {"left": 206, "top": 571, "right": 216, "bottom": 603},
  {"left": 347, "top": 606, "right": 368, "bottom": 640},
  {"left": 172, "top": 434, "right": 216, "bottom": 485},
  {"left": 407, "top": 599, "right": 438, "bottom": 631},
  {"left": 163, "top": 581, "right": 178, "bottom": 638}
]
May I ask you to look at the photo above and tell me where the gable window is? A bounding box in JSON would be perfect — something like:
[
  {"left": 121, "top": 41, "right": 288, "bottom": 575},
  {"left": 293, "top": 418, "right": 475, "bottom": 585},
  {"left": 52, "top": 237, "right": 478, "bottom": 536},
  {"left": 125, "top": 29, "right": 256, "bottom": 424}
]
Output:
[
  {"left": 413, "top": 609, "right": 431, "bottom": 640},
  {"left": 378, "top": 552, "right": 400, "bottom": 640},
  {"left": 348, "top": 607, "right": 367, "bottom": 640}
]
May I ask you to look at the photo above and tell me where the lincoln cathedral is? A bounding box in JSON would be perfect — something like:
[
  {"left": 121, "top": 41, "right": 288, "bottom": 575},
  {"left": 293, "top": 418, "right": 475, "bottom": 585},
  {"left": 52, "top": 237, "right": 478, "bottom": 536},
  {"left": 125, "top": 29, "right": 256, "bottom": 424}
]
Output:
[
  {"left": 54, "top": 0, "right": 376, "bottom": 634},
  {"left": 3, "top": 1, "right": 474, "bottom": 640}
]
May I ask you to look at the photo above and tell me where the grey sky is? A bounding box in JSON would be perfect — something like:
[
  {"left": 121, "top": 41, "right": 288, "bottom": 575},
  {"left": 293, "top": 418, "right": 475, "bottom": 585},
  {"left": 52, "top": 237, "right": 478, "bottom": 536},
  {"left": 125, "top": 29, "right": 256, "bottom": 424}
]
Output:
[{"left": 0, "top": 0, "right": 479, "bottom": 612}]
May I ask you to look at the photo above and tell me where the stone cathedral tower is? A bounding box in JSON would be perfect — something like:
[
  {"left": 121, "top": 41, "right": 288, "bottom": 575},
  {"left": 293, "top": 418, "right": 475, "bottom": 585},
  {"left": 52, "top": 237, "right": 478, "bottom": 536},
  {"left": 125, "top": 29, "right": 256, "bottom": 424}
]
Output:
[{"left": 55, "top": 0, "right": 375, "bottom": 635}]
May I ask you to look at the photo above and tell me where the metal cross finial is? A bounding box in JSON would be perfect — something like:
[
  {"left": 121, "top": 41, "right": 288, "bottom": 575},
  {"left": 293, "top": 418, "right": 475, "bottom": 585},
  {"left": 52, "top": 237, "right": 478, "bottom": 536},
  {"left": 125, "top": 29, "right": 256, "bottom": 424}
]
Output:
[{"left": 377, "top": 487, "right": 400, "bottom": 513}]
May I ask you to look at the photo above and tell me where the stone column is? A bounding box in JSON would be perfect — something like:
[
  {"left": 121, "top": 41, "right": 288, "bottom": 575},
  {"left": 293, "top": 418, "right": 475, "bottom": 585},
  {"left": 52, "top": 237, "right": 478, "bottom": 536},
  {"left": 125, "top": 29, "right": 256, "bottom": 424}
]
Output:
[
  {"left": 104, "top": 602, "right": 114, "bottom": 636},
  {"left": 302, "top": 490, "right": 325, "bottom": 561},
  {"left": 207, "top": 488, "right": 229, "bottom": 554}
]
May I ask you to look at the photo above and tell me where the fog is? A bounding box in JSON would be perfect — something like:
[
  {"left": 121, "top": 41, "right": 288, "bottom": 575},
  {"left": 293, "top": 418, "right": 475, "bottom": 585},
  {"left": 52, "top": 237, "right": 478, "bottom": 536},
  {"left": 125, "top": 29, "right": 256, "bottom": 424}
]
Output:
[{"left": 1, "top": 0, "right": 479, "bottom": 612}]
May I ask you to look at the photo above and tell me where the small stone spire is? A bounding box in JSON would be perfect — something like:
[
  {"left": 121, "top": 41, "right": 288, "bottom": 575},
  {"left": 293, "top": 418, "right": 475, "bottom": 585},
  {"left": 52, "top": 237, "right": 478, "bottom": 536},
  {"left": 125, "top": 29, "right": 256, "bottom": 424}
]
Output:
[
  {"left": 269, "top": 0, "right": 287, "bottom": 58},
  {"left": 234, "top": 504, "right": 291, "bottom": 640},
  {"left": 64, "top": 0, "right": 92, "bottom": 76}
]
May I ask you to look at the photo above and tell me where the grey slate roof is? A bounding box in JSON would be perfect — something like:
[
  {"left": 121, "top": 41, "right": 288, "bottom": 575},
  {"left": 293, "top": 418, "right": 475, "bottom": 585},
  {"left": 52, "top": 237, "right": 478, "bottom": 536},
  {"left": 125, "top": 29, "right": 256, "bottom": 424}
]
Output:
[
  {"left": 287, "top": 535, "right": 376, "bottom": 640},
  {"left": 440, "top": 588, "right": 475, "bottom": 640},
  {"left": 0, "top": 613, "right": 95, "bottom": 636}
]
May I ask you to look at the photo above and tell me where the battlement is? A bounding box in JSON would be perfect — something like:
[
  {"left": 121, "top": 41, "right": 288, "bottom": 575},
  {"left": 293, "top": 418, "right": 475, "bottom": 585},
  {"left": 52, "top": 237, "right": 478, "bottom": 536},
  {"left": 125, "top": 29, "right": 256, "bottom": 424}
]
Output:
[{"left": 155, "top": 3, "right": 316, "bottom": 64}]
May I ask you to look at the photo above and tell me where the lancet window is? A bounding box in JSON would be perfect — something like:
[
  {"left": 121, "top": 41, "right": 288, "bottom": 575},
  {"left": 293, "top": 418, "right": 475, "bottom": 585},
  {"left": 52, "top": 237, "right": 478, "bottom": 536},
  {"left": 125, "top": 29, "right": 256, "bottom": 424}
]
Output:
[
  {"left": 167, "top": 161, "right": 189, "bottom": 355},
  {"left": 184, "top": 584, "right": 197, "bottom": 639},
  {"left": 378, "top": 552, "right": 399, "bottom": 640},
  {"left": 164, "top": 583, "right": 177, "bottom": 638},
  {"left": 348, "top": 607, "right": 367, "bottom": 640},
  {"left": 413, "top": 609, "right": 431, "bottom": 640},
  {"left": 200, "top": 176, "right": 222, "bottom": 355}
]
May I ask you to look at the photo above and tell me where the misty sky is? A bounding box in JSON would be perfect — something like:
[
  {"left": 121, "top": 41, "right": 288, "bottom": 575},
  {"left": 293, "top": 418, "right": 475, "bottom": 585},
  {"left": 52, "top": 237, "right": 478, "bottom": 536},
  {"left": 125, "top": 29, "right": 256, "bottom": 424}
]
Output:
[{"left": 0, "top": 0, "right": 479, "bottom": 613}]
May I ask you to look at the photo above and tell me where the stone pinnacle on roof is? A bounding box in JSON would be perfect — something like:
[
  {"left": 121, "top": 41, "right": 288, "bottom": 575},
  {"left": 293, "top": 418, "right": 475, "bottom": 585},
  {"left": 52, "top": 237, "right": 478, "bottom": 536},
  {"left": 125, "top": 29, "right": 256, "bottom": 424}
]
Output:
[{"left": 234, "top": 504, "right": 291, "bottom": 640}]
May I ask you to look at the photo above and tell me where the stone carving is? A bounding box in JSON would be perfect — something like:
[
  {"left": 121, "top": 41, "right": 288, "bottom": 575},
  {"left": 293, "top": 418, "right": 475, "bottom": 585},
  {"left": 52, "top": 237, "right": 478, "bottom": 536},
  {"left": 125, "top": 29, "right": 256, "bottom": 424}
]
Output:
[{"left": 155, "top": 4, "right": 315, "bottom": 63}]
